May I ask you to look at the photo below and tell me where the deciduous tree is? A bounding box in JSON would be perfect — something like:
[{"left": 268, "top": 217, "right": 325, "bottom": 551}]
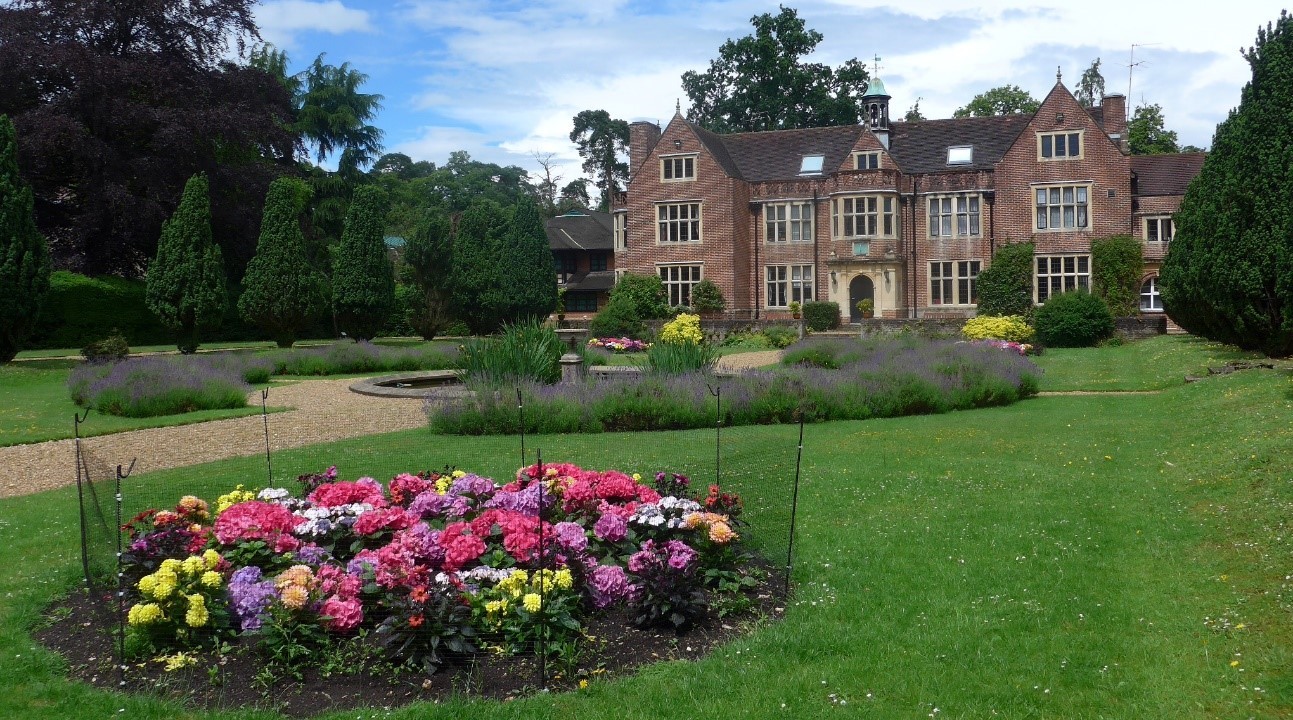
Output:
[
  {"left": 1160, "top": 11, "right": 1293, "bottom": 355},
  {"left": 146, "top": 174, "right": 227, "bottom": 354},
  {"left": 331, "top": 186, "right": 394, "bottom": 340},
  {"left": 1127, "top": 103, "right": 1181, "bottom": 155},
  {"left": 1075, "top": 58, "right": 1106, "bottom": 107},
  {"left": 680, "top": 7, "right": 871, "bottom": 133},
  {"left": 0, "top": 115, "right": 51, "bottom": 362},
  {"left": 238, "top": 177, "right": 328, "bottom": 347},
  {"left": 953, "top": 85, "right": 1041, "bottom": 118}
]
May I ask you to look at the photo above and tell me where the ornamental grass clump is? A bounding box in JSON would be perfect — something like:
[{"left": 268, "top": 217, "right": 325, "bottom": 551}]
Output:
[
  {"left": 645, "top": 313, "right": 717, "bottom": 375},
  {"left": 115, "top": 462, "right": 757, "bottom": 677},
  {"left": 459, "top": 318, "right": 563, "bottom": 386},
  {"left": 68, "top": 355, "right": 252, "bottom": 417}
]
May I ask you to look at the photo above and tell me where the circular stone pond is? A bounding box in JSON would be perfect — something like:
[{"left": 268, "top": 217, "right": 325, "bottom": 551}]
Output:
[{"left": 349, "top": 370, "right": 471, "bottom": 398}]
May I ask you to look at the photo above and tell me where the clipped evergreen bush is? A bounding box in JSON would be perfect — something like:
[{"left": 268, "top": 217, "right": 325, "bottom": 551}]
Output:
[
  {"left": 1091, "top": 235, "right": 1144, "bottom": 317},
  {"left": 145, "top": 173, "right": 226, "bottom": 354},
  {"left": 610, "top": 273, "right": 670, "bottom": 320},
  {"left": 332, "top": 186, "right": 395, "bottom": 341},
  {"left": 80, "top": 329, "right": 130, "bottom": 363},
  {"left": 589, "top": 292, "right": 646, "bottom": 339},
  {"left": 1033, "top": 290, "right": 1114, "bottom": 347},
  {"left": 239, "top": 177, "right": 328, "bottom": 348},
  {"left": 961, "top": 315, "right": 1035, "bottom": 342},
  {"left": 802, "top": 301, "right": 840, "bottom": 331},
  {"left": 690, "top": 279, "right": 726, "bottom": 314},
  {"left": 0, "top": 114, "right": 51, "bottom": 362},
  {"left": 31, "top": 272, "right": 171, "bottom": 349},
  {"left": 978, "top": 242, "right": 1035, "bottom": 317}
]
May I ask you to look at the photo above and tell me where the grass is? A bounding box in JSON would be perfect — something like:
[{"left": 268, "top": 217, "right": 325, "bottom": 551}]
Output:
[
  {"left": 1031, "top": 334, "right": 1265, "bottom": 391},
  {"left": 1, "top": 336, "right": 1292, "bottom": 717}
]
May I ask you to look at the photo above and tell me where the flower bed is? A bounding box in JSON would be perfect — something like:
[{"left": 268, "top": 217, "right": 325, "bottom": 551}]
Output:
[
  {"left": 117, "top": 463, "right": 762, "bottom": 693},
  {"left": 587, "top": 337, "right": 651, "bottom": 353}
]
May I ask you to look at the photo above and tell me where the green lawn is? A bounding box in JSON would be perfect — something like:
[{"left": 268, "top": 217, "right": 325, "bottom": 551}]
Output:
[
  {"left": 1031, "top": 334, "right": 1265, "bottom": 391},
  {"left": 1, "top": 336, "right": 1290, "bottom": 718}
]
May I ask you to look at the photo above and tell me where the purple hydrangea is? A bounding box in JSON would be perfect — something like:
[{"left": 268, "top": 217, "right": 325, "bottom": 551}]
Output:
[
  {"left": 587, "top": 564, "right": 632, "bottom": 609},
  {"left": 593, "top": 513, "right": 628, "bottom": 542},
  {"left": 554, "top": 521, "right": 588, "bottom": 553},
  {"left": 347, "top": 549, "right": 379, "bottom": 577},
  {"left": 664, "top": 539, "right": 697, "bottom": 572},
  {"left": 294, "top": 543, "right": 328, "bottom": 565},
  {"left": 227, "top": 566, "right": 277, "bottom": 632},
  {"left": 484, "top": 482, "right": 550, "bottom": 516},
  {"left": 448, "top": 474, "right": 497, "bottom": 498},
  {"left": 408, "top": 490, "right": 470, "bottom": 519}
]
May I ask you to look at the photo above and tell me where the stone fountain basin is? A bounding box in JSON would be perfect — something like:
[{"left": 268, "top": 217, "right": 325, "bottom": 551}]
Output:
[{"left": 349, "top": 370, "right": 470, "bottom": 398}]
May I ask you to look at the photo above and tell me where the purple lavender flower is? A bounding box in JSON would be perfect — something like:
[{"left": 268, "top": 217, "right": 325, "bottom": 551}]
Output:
[
  {"left": 227, "top": 566, "right": 277, "bottom": 632},
  {"left": 593, "top": 513, "right": 628, "bottom": 542}
]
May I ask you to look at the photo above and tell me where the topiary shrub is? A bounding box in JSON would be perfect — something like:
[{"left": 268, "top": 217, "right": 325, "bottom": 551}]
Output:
[
  {"left": 1033, "top": 290, "right": 1114, "bottom": 347},
  {"left": 81, "top": 329, "right": 130, "bottom": 363},
  {"left": 977, "top": 242, "right": 1035, "bottom": 318},
  {"left": 690, "top": 279, "right": 726, "bottom": 314},
  {"left": 1091, "top": 235, "right": 1143, "bottom": 317},
  {"left": 802, "top": 301, "right": 840, "bottom": 331},
  {"left": 962, "top": 315, "right": 1034, "bottom": 342},
  {"left": 589, "top": 292, "right": 646, "bottom": 339}
]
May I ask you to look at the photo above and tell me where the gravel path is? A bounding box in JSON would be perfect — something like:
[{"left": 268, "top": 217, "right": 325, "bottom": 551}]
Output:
[
  {"left": 1, "top": 351, "right": 787, "bottom": 501},
  {"left": 0, "top": 378, "right": 427, "bottom": 500}
]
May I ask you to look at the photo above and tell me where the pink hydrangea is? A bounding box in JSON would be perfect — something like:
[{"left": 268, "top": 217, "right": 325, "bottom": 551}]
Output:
[
  {"left": 320, "top": 595, "right": 364, "bottom": 632},
  {"left": 587, "top": 564, "right": 632, "bottom": 608},
  {"left": 388, "top": 473, "right": 434, "bottom": 506},
  {"left": 593, "top": 513, "right": 628, "bottom": 542},
  {"left": 214, "top": 501, "right": 303, "bottom": 552},
  {"left": 308, "top": 479, "right": 387, "bottom": 508},
  {"left": 353, "top": 507, "right": 417, "bottom": 536},
  {"left": 439, "top": 522, "right": 487, "bottom": 572}
]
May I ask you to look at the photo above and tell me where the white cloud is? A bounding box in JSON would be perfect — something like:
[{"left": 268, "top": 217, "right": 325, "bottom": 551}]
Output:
[{"left": 256, "top": 1, "right": 373, "bottom": 49}]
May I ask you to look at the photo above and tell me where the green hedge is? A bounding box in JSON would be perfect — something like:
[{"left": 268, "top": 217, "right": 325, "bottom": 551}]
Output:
[
  {"left": 31, "top": 271, "right": 173, "bottom": 349},
  {"left": 802, "top": 301, "right": 840, "bottom": 331}
]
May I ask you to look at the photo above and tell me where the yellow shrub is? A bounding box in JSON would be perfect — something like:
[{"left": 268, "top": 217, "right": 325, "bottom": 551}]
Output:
[
  {"left": 659, "top": 313, "right": 704, "bottom": 344},
  {"left": 962, "top": 315, "right": 1035, "bottom": 342}
]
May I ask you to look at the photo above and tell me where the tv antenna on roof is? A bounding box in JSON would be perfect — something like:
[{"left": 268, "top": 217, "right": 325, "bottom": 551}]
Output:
[{"left": 1127, "top": 43, "right": 1159, "bottom": 119}]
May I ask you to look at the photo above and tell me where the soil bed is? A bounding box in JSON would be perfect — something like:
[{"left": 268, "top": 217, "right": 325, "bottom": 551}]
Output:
[{"left": 37, "top": 568, "right": 784, "bottom": 718}]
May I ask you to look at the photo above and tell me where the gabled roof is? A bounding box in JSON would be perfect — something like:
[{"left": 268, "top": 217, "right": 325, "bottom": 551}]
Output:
[
  {"left": 681, "top": 113, "right": 1032, "bottom": 180},
  {"left": 545, "top": 209, "right": 613, "bottom": 251},
  {"left": 1131, "top": 153, "right": 1207, "bottom": 197},
  {"left": 886, "top": 115, "right": 1033, "bottom": 173}
]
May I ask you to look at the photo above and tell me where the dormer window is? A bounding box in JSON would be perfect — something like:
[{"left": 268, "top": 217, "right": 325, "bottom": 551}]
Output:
[
  {"left": 947, "top": 146, "right": 973, "bottom": 165},
  {"left": 799, "top": 154, "right": 824, "bottom": 175},
  {"left": 854, "top": 152, "right": 880, "bottom": 170},
  {"left": 1038, "top": 130, "right": 1083, "bottom": 160},
  {"left": 661, "top": 154, "right": 696, "bottom": 182}
]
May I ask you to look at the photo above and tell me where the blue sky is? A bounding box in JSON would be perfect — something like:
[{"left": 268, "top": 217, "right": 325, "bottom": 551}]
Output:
[{"left": 253, "top": 0, "right": 1278, "bottom": 183}]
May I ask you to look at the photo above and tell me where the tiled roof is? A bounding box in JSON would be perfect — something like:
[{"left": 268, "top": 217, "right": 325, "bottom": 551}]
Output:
[
  {"left": 562, "top": 270, "right": 617, "bottom": 292},
  {"left": 545, "top": 209, "right": 613, "bottom": 250},
  {"left": 1131, "top": 153, "right": 1206, "bottom": 197},
  {"left": 886, "top": 115, "right": 1033, "bottom": 173},
  {"left": 685, "top": 114, "right": 1031, "bottom": 179}
]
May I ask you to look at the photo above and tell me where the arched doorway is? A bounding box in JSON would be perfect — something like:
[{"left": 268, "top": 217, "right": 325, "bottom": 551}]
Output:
[{"left": 848, "top": 274, "right": 875, "bottom": 322}]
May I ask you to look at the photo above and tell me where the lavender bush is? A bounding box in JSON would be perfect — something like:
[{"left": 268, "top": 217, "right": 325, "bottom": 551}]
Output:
[
  {"left": 69, "top": 356, "right": 253, "bottom": 417},
  {"left": 427, "top": 336, "right": 1039, "bottom": 435},
  {"left": 266, "top": 341, "right": 458, "bottom": 376}
]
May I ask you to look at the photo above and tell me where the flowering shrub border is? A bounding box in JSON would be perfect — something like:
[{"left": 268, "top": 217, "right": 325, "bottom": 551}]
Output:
[
  {"left": 587, "top": 337, "right": 652, "bottom": 353},
  {"left": 121, "top": 463, "right": 757, "bottom": 679}
]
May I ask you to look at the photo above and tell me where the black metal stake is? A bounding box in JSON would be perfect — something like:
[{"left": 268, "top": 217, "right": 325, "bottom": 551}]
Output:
[
  {"left": 517, "top": 387, "right": 525, "bottom": 467},
  {"left": 707, "top": 384, "right": 722, "bottom": 486},
  {"left": 260, "top": 387, "right": 272, "bottom": 483},
  {"left": 785, "top": 414, "right": 806, "bottom": 598},
  {"left": 115, "top": 459, "right": 135, "bottom": 690},
  {"left": 535, "top": 449, "right": 546, "bottom": 691},
  {"left": 73, "top": 409, "right": 91, "bottom": 585}
]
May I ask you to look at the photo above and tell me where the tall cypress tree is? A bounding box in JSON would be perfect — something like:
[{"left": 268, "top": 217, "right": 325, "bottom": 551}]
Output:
[
  {"left": 0, "top": 114, "right": 51, "bottom": 362},
  {"left": 401, "top": 206, "right": 454, "bottom": 339},
  {"left": 145, "top": 173, "right": 226, "bottom": 354},
  {"left": 332, "top": 185, "right": 394, "bottom": 340},
  {"left": 449, "top": 199, "right": 508, "bottom": 334},
  {"left": 239, "top": 177, "right": 328, "bottom": 347},
  {"left": 501, "top": 197, "right": 557, "bottom": 322},
  {"left": 1161, "top": 11, "right": 1293, "bottom": 355}
]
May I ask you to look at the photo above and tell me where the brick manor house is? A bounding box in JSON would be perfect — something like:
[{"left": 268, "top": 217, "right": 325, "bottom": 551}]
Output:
[{"left": 609, "top": 72, "right": 1205, "bottom": 321}]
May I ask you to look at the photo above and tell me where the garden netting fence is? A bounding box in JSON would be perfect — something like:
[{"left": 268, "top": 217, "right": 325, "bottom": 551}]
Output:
[{"left": 73, "top": 383, "right": 812, "bottom": 695}]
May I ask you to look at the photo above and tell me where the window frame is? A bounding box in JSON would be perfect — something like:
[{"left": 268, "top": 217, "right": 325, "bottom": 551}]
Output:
[
  {"left": 658, "top": 264, "right": 703, "bottom": 307},
  {"left": 927, "top": 194, "right": 982, "bottom": 238},
  {"left": 1140, "top": 276, "right": 1163, "bottom": 312},
  {"left": 564, "top": 291, "right": 598, "bottom": 313},
  {"left": 589, "top": 252, "right": 608, "bottom": 272},
  {"left": 1144, "top": 215, "right": 1174, "bottom": 243},
  {"left": 655, "top": 201, "right": 702, "bottom": 244},
  {"left": 1034, "top": 184, "right": 1090, "bottom": 231},
  {"left": 1037, "top": 130, "right": 1085, "bottom": 160},
  {"left": 660, "top": 154, "right": 696, "bottom": 182},
  {"left": 765, "top": 264, "right": 814, "bottom": 308},
  {"left": 1034, "top": 253, "right": 1091, "bottom": 303},
  {"left": 853, "top": 151, "right": 880, "bottom": 170},
  {"left": 613, "top": 212, "right": 627, "bottom": 251},
  {"left": 831, "top": 194, "right": 898, "bottom": 240},
  {"left": 928, "top": 259, "right": 981, "bottom": 306},
  {"left": 946, "top": 145, "right": 973, "bottom": 165},
  {"left": 764, "top": 201, "right": 814, "bottom": 243}
]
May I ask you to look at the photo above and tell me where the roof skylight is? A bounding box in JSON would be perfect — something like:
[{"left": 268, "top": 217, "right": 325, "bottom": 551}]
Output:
[
  {"left": 947, "top": 146, "right": 973, "bottom": 165},
  {"left": 799, "top": 154, "right": 825, "bottom": 174}
]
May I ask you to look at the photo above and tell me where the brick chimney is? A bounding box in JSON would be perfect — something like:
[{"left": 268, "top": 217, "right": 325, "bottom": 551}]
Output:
[
  {"left": 1100, "top": 94, "right": 1128, "bottom": 153},
  {"left": 629, "top": 120, "right": 661, "bottom": 177}
]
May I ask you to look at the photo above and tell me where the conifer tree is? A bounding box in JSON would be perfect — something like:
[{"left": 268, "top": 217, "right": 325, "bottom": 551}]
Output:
[
  {"left": 449, "top": 200, "right": 509, "bottom": 334},
  {"left": 239, "top": 177, "right": 328, "bottom": 347},
  {"left": 331, "top": 185, "right": 394, "bottom": 340},
  {"left": 1160, "top": 11, "right": 1293, "bottom": 355},
  {"left": 0, "top": 114, "right": 51, "bottom": 362},
  {"left": 501, "top": 197, "right": 557, "bottom": 322},
  {"left": 400, "top": 206, "right": 453, "bottom": 339},
  {"left": 145, "top": 173, "right": 226, "bottom": 353}
]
